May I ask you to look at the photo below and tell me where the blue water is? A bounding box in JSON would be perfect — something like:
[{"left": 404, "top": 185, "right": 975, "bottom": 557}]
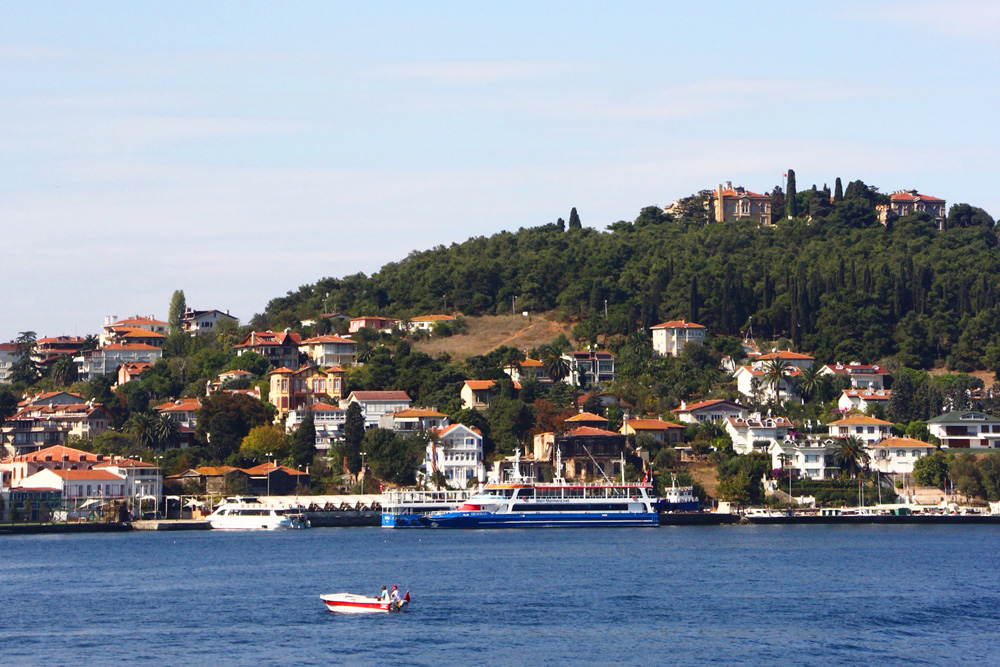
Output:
[{"left": 1, "top": 526, "right": 999, "bottom": 666}]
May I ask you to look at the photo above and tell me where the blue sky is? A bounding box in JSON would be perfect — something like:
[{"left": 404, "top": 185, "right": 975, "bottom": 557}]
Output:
[{"left": 2, "top": 1, "right": 998, "bottom": 341}]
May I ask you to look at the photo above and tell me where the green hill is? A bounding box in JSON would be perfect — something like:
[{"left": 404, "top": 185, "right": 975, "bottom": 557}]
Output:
[{"left": 254, "top": 183, "right": 997, "bottom": 372}]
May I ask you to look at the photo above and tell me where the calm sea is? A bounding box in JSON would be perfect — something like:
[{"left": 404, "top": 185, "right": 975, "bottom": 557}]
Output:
[{"left": 1, "top": 526, "right": 998, "bottom": 666}]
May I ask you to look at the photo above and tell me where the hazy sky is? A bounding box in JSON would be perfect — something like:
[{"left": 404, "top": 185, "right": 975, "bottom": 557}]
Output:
[{"left": 2, "top": 1, "right": 998, "bottom": 341}]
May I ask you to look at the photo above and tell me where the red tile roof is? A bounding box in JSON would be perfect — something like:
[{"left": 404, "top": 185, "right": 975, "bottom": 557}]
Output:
[
  {"left": 49, "top": 469, "right": 124, "bottom": 481},
  {"left": 624, "top": 418, "right": 685, "bottom": 431},
  {"left": 101, "top": 343, "right": 162, "bottom": 351},
  {"left": 9, "top": 445, "right": 98, "bottom": 463},
  {"left": 242, "top": 462, "right": 309, "bottom": 476},
  {"left": 409, "top": 314, "right": 457, "bottom": 323},
  {"left": 464, "top": 380, "right": 522, "bottom": 391},
  {"left": 433, "top": 423, "right": 482, "bottom": 438},
  {"left": 153, "top": 398, "right": 201, "bottom": 412},
  {"left": 565, "top": 411, "right": 607, "bottom": 423},
  {"left": 393, "top": 408, "right": 447, "bottom": 418},
  {"left": 651, "top": 320, "right": 705, "bottom": 329},
  {"left": 301, "top": 335, "right": 356, "bottom": 344},
  {"left": 349, "top": 391, "right": 412, "bottom": 401},
  {"left": 890, "top": 190, "right": 944, "bottom": 202},
  {"left": 566, "top": 426, "right": 622, "bottom": 437},
  {"left": 674, "top": 399, "right": 746, "bottom": 413},
  {"left": 828, "top": 415, "right": 893, "bottom": 426},
  {"left": 757, "top": 351, "right": 814, "bottom": 361}
]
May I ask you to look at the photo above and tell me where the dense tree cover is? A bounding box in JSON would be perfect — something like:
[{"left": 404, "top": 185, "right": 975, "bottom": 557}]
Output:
[
  {"left": 914, "top": 451, "right": 1000, "bottom": 502},
  {"left": 196, "top": 392, "right": 274, "bottom": 463},
  {"left": 252, "top": 181, "right": 997, "bottom": 373}
]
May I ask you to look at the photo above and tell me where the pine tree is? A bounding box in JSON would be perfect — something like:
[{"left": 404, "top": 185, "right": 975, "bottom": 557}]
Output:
[
  {"left": 834, "top": 177, "right": 843, "bottom": 202},
  {"left": 785, "top": 169, "right": 797, "bottom": 218},
  {"left": 568, "top": 207, "right": 582, "bottom": 230},
  {"left": 168, "top": 290, "right": 187, "bottom": 332}
]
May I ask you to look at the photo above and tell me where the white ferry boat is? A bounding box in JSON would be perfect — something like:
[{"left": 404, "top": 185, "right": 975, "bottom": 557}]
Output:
[
  {"left": 208, "top": 497, "right": 310, "bottom": 530},
  {"left": 381, "top": 488, "right": 475, "bottom": 528},
  {"left": 420, "top": 450, "right": 658, "bottom": 528}
]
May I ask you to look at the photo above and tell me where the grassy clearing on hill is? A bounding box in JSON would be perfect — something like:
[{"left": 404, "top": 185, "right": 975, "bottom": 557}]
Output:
[{"left": 411, "top": 312, "right": 573, "bottom": 361}]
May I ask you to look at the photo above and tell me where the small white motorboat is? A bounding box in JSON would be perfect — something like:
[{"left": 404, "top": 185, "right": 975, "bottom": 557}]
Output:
[{"left": 321, "top": 592, "right": 410, "bottom": 614}]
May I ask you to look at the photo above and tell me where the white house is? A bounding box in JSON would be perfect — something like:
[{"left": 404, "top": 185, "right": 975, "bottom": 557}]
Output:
[
  {"left": 182, "top": 308, "right": 238, "bottom": 335},
  {"left": 76, "top": 344, "right": 163, "bottom": 381},
  {"left": 827, "top": 415, "right": 893, "bottom": 445},
  {"left": 14, "top": 467, "right": 126, "bottom": 500},
  {"left": 340, "top": 391, "right": 412, "bottom": 428},
  {"left": 502, "top": 359, "right": 552, "bottom": 386},
  {"left": 100, "top": 315, "right": 168, "bottom": 346},
  {"left": 95, "top": 457, "right": 163, "bottom": 502},
  {"left": 819, "top": 363, "right": 888, "bottom": 390},
  {"left": 734, "top": 363, "right": 803, "bottom": 404},
  {"left": 0, "top": 341, "right": 18, "bottom": 383},
  {"left": 673, "top": 399, "right": 748, "bottom": 424},
  {"left": 407, "top": 314, "right": 457, "bottom": 334},
  {"left": 379, "top": 408, "right": 449, "bottom": 432},
  {"left": 927, "top": 411, "right": 1000, "bottom": 449},
  {"left": 421, "top": 423, "right": 483, "bottom": 489},
  {"left": 753, "top": 350, "right": 815, "bottom": 370},
  {"left": 461, "top": 380, "right": 521, "bottom": 411},
  {"left": 299, "top": 335, "right": 357, "bottom": 367},
  {"left": 562, "top": 350, "right": 616, "bottom": 387},
  {"left": 838, "top": 389, "right": 892, "bottom": 413},
  {"left": 650, "top": 320, "right": 706, "bottom": 357},
  {"left": 287, "top": 402, "right": 345, "bottom": 451},
  {"left": 725, "top": 413, "right": 793, "bottom": 454},
  {"left": 769, "top": 438, "right": 839, "bottom": 480},
  {"left": 866, "top": 437, "right": 938, "bottom": 475}
]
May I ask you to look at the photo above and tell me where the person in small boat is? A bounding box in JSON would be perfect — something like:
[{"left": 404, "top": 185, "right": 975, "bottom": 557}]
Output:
[
  {"left": 390, "top": 585, "right": 402, "bottom": 606},
  {"left": 379, "top": 586, "right": 389, "bottom": 602}
]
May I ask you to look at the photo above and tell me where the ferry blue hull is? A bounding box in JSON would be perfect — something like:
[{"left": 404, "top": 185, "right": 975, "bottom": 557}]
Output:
[
  {"left": 381, "top": 513, "right": 429, "bottom": 528},
  {"left": 420, "top": 511, "right": 659, "bottom": 528}
]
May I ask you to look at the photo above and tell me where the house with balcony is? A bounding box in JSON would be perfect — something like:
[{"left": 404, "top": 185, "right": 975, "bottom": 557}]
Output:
[
  {"left": 866, "top": 437, "right": 938, "bottom": 475},
  {"left": 31, "top": 336, "right": 86, "bottom": 371},
  {"left": 181, "top": 308, "right": 238, "bottom": 335},
  {"left": 0, "top": 342, "right": 18, "bottom": 383},
  {"left": 827, "top": 415, "right": 893, "bottom": 445},
  {"left": 234, "top": 330, "right": 302, "bottom": 368},
  {"left": 562, "top": 350, "right": 615, "bottom": 387},
  {"left": 300, "top": 335, "right": 357, "bottom": 367},
  {"left": 710, "top": 182, "right": 773, "bottom": 225},
  {"left": 673, "top": 399, "right": 749, "bottom": 424},
  {"left": 420, "top": 423, "right": 483, "bottom": 489},
  {"left": 927, "top": 411, "right": 1000, "bottom": 449},
  {"left": 269, "top": 365, "right": 346, "bottom": 419},
  {"left": 348, "top": 316, "right": 400, "bottom": 334},
  {"left": 1, "top": 445, "right": 119, "bottom": 487},
  {"left": 99, "top": 315, "right": 168, "bottom": 346},
  {"left": 819, "top": 362, "right": 888, "bottom": 390},
  {"left": 341, "top": 391, "right": 413, "bottom": 428},
  {"left": 76, "top": 343, "right": 163, "bottom": 381},
  {"left": 379, "top": 408, "right": 449, "bottom": 432},
  {"left": 734, "top": 363, "right": 804, "bottom": 404},
  {"left": 1, "top": 402, "right": 112, "bottom": 456},
  {"left": 620, "top": 418, "right": 686, "bottom": 445},
  {"left": 502, "top": 358, "right": 552, "bottom": 386},
  {"left": 769, "top": 438, "right": 839, "bottom": 480},
  {"left": 461, "top": 379, "right": 520, "bottom": 411},
  {"left": 838, "top": 389, "right": 891, "bottom": 414},
  {"left": 651, "top": 320, "right": 706, "bottom": 357},
  {"left": 287, "top": 402, "right": 346, "bottom": 451},
  {"left": 725, "top": 413, "right": 793, "bottom": 454}
]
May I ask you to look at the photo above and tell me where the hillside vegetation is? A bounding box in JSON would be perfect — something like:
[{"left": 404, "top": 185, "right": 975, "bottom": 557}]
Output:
[{"left": 257, "top": 181, "right": 997, "bottom": 372}]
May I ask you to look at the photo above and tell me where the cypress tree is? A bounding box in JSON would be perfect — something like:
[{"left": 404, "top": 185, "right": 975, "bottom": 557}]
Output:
[
  {"left": 168, "top": 290, "right": 186, "bottom": 332},
  {"left": 568, "top": 207, "right": 582, "bottom": 230},
  {"left": 289, "top": 412, "right": 316, "bottom": 469},
  {"left": 834, "top": 177, "right": 843, "bottom": 202},
  {"left": 785, "top": 170, "right": 797, "bottom": 218},
  {"left": 689, "top": 275, "right": 700, "bottom": 323}
]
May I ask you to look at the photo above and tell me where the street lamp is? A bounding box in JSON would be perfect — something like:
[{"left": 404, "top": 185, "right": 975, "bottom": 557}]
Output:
[{"left": 360, "top": 451, "right": 368, "bottom": 494}]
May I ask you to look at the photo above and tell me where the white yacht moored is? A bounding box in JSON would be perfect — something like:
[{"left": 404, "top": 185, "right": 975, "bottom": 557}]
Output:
[{"left": 208, "top": 497, "right": 310, "bottom": 530}]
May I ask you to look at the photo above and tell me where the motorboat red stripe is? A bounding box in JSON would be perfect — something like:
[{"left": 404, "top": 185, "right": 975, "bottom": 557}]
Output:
[{"left": 324, "top": 599, "right": 385, "bottom": 610}]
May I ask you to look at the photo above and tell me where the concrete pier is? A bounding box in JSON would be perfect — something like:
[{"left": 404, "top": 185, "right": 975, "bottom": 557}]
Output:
[{"left": 132, "top": 519, "right": 211, "bottom": 531}]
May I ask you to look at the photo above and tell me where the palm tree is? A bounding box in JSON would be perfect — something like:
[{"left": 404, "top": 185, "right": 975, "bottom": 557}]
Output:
[
  {"left": 762, "top": 357, "right": 789, "bottom": 403},
  {"left": 834, "top": 436, "right": 870, "bottom": 479},
  {"left": 355, "top": 340, "right": 375, "bottom": 364},
  {"left": 51, "top": 355, "right": 78, "bottom": 387},
  {"left": 796, "top": 365, "right": 824, "bottom": 402},
  {"left": 541, "top": 344, "right": 570, "bottom": 384},
  {"left": 153, "top": 413, "right": 180, "bottom": 450},
  {"left": 125, "top": 412, "right": 158, "bottom": 449}
]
